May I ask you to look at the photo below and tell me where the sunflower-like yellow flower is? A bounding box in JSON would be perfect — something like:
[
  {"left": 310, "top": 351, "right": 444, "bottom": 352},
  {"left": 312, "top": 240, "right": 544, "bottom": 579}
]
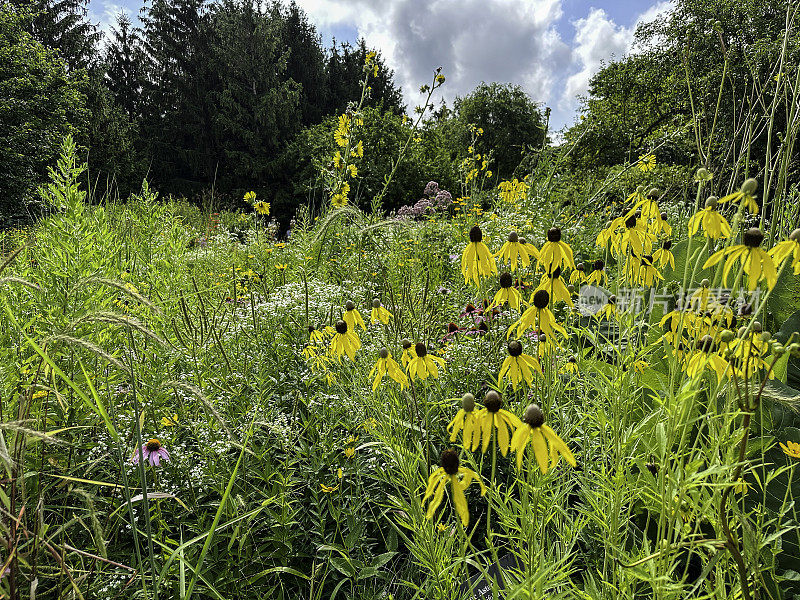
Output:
[
  {"left": 626, "top": 254, "right": 663, "bottom": 287},
  {"left": 586, "top": 259, "right": 606, "bottom": 286},
  {"left": 653, "top": 239, "right": 675, "bottom": 269},
  {"left": 400, "top": 339, "right": 416, "bottom": 368},
  {"left": 343, "top": 300, "right": 366, "bottom": 331},
  {"left": 614, "top": 212, "right": 656, "bottom": 257},
  {"left": 539, "top": 227, "right": 576, "bottom": 272},
  {"left": 488, "top": 272, "right": 522, "bottom": 311},
  {"left": 308, "top": 325, "right": 328, "bottom": 343},
  {"left": 471, "top": 391, "right": 521, "bottom": 455},
  {"left": 703, "top": 227, "right": 777, "bottom": 290},
  {"left": 461, "top": 226, "right": 497, "bottom": 286},
  {"left": 329, "top": 320, "right": 361, "bottom": 361},
  {"left": 769, "top": 229, "right": 800, "bottom": 275},
  {"left": 370, "top": 299, "right": 393, "bottom": 324},
  {"left": 448, "top": 393, "right": 479, "bottom": 448},
  {"left": 407, "top": 342, "right": 445, "bottom": 381},
  {"left": 243, "top": 191, "right": 257, "bottom": 203},
  {"left": 508, "top": 289, "right": 567, "bottom": 341},
  {"left": 685, "top": 335, "right": 730, "bottom": 383},
  {"left": 536, "top": 267, "right": 573, "bottom": 306},
  {"left": 510, "top": 403, "right": 576, "bottom": 473},
  {"left": 718, "top": 178, "right": 759, "bottom": 215},
  {"left": 638, "top": 153, "right": 656, "bottom": 172},
  {"left": 780, "top": 440, "right": 800, "bottom": 460},
  {"left": 596, "top": 296, "right": 618, "bottom": 321},
  {"left": 423, "top": 449, "right": 485, "bottom": 527},
  {"left": 569, "top": 263, "right": 586, "bottom": 285},
  {"left": 688, "top": 197, "right": 731, "bottom": 239},
  {"left": 499, "top": 340, "right": 541, "bottom": 390},
  {"left": 495, "top": 231, "right": 538, "bottom": 271},
  {"left": 370, "top": 348, "right": 408, "bottom": 390},
  {"left": 254, "top": 201, "right": 270, "bottom": 216},
  {"left": 497, "top": 178, "right": 529, "bottom": 203},
  {"left": 722, "top": 329, "right": 771, "bottom": 379}
]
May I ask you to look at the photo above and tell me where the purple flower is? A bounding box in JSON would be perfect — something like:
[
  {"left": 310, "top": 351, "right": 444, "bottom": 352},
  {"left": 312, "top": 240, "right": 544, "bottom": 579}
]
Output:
[
  {"left": 434, "top": 190, "right": 452, "bottom": 209},
  {"left": 413, "top": 198, "right": 435, "bottom": 215},
  {"left": 132, "top": 439, "right": 171, "bottom": 467},
  {"left": 423, "top": 181, "right": 439, "bottom": 197}
]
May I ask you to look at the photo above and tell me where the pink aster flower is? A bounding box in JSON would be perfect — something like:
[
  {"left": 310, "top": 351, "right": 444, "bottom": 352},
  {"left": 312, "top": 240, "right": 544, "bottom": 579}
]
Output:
[{"left": 132, "top": 438, "right": 171, "bottom": 466}]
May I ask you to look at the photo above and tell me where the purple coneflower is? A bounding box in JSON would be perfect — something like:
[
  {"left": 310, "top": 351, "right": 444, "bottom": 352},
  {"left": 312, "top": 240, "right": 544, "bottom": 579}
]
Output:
[{"left": 132, "top": 438, "right": 171, "bottom": 466}]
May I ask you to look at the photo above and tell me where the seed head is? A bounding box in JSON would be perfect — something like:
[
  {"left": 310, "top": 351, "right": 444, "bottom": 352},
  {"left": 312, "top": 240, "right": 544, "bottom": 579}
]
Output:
[
  {"left": 469, "top": 226, "right": 483, "bottom": 243},
  {"left": 440, "top": 449, "right": 460, "bottom": 475},
  {"left": 414, "top": 342, "right": 427, "bottom": 357},
  {"left": 663, "top": 240, "right": 672, "bottom": 250},
  {"left": 448, "top": 322, "right": 459, "bottom": 333},
  {"left": 625, "top": 214, "right": 637, "bottom": 228},
  {"left": 698, "top": 335, "right": 714, "bottom": 353},
  {"left": 507, "top": 340, "right": 523, "bottom": 357},
  {"left": 547, "top": 227, "right": 561, "bottom": 242},
  {"left": 372, "top": 299, "right": 381, "bottom": 308},
  {"left": 335, "top": 320, "right": 348, "bottom": 334},
  {"left": 576, "top": 262, "right": 585, "bottom": 272},
  {"left": 741, "top": 178, "right": 758, "bottom": 195},
  {"left": 522, "top": 404, "right": 544, "bottom": 428},
  {"left": 402, "top": 338, "right": 412, "bottom": 349},
  {"left": 308, "top": 325, "right": 315, "bottom": 333},
  {"left": 508, "top": 231, "right": 519, "bottom": 243},
  {"left": 593, "top": 259, "right": 604, "bottom": 271},
  {"left": 705, "top": 196, "right": 718, "bottom": 209},
  {"left": 743, "top": 228, "right": 764, "bottom": 248},
  {"left": 752, "top": 321, "right": 762, "bottom": 333},
  {"left": 484, "top": 390, "right": 502, "bottom": 412},
  {"left": 379, "top": 347, "right": 389, "bottom": 359},
  {"left": 345, "top": 300, "right": 355, "bottom": 311},
  {"left": 533, "top": 289, "right": 550, "bottom": 309},
  {"left": 790, "top": 229, "right": 800, "bottom": 242},
  {"left": 146, "top": 438, "right": 162, "bottom": 452},
  {"left": 462, "top": 393, "right": 475, "bottom": 412},
  {"left": 499, "top": 272, "right": 513, "bottom": 288},
  {"left": 647, "top": 188, "right": 660, "bottom": 199}
]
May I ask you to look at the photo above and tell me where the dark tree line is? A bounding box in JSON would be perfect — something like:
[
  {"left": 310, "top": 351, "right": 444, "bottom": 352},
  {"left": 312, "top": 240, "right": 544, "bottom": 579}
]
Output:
[{"left": 1, "top": 0, "right": 404, "bottom": 222}]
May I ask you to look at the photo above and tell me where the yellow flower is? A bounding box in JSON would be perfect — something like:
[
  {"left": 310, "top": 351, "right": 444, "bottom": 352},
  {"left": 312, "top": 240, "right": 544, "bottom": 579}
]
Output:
[
  {"left": 161, "top": 413, "right": 179, "bottom": 427},
  {"left": 596, "top": 296, "right": 618, "bottom": 321},
  {"left": 536, "top": 267, "right": 573, "bottom": 306},
  {"left": 329, "top": 320, "right": 361, "bottom": 361},
  {"left": 685, "top": 336, "right": 730, "bottom": 383},
  {"left": 447, "top": 393, "right": 480, "bottom": 448},
  {"left": 347, "top": 164, "right": 358, "bottom": 178},
  {"left": 320, "top": 483, "right": 340, "bottom": 493},
  {"left": 407, "top": 343, "right": 445, "bottom": 381},
  {"left": 370, "top": 348, "right": 408, "bottom": 390},
  {"left": 499, "top": 340, "right": 541, "bottom": 390},
  {"left": 400, "top": 340, "right": 416, "bottom": 368},
  {"left": 497, "top": 178, "right": 529, "bottom": 203},
  {"left": 703, "top": 228, "right": 777, "bottom": 290},
  {"left": 586, "top": 260, "right": 606, "bottom": 286},
  {"left": 653, "top": 240, "right": 675, "bottom": 269},
  {"left": 488, "top": 272, "right": 522, "bottom": 311},
  {"left": 769, "top": 229, "right": 800, "bottom": 275},
  {"left": 344, "top": 447, "right": 356, "bottom": 458},
  {"left": 308, "top": 326, "right": 328, "bottom": 343},
  {"left": 510, "top": 403, "right": 576, "bottom": 473},
  {"left": 343, "top": 301, "right": 366, "bottom": 331},
  {"left": 461, "top": 226, "right": 497, "bottom": 286},
  {"left": 370, "top": 299, "right": 393, "bottom": 324},
  {"left": 508, "top": 289, "right": 567, "bottom": 341},
  {"left": 637, "top": 153, "right": 656, "bottom": 172},
  {"left": 254, "top": 201, "right": 270, "bottom": 216},
  {"left": 243, "top": 191, "right": 257, "bottom": 203},
  {"left": 275, "top": 263, "right": 288, "bottom": 270},
  {"left": 423, "top": 449, "right": 485, "bottom": 527},
  {"left": 495, "top": 231, "right": 538, "bottom": 270},
  {"left": 688, "top": 198, "right": 731, "bottom": 239},
  {"left": 718, "top": 178, "right": 759, "bottom": 214},
  {"left": 538, "top": 227, "right": 576, "bottom": 272},
  {"left": 471, "top": 391, "right": 521, "bottom": 456},
  {"left": 569, "top": 263, "right": 586, "bottom": 285},
  {"left": 780, "top": 440, "right": 800, "bottom": 459}
]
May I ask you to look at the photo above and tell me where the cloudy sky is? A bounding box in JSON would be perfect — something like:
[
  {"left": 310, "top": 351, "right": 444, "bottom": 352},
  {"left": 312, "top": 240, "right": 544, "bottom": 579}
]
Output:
[{"left": 88, "top": 0, "right": 673, "bottom": 131}]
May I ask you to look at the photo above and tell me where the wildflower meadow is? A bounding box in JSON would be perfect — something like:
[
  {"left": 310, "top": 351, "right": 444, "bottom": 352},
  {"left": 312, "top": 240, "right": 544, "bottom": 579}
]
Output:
[{"left": 2, "top": 0, "right": 800, "bottom": 599}]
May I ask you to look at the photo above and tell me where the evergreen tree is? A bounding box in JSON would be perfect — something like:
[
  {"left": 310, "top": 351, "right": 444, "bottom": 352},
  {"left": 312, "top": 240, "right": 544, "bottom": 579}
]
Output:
[
  {"left": 280, "top": 0, "right": 326, "bottom": 127},
  {"left": 104, "top": 12, "right": 145, "bottom": 123}
]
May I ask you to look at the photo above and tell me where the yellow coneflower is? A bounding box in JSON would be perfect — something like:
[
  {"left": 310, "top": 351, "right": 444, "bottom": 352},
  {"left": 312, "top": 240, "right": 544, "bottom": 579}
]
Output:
[
  {"left": 586, "top": 259, "right": 606, "bottom": 286},
  {"left": 638, "top": 153, "right": 656, "bottom": 172},
  {"left": 615, "top": 211, "right": 655, "bottom": 257},
  {"left": 539, "top": 227, "right": 576, "bottom": 272},
  {"left": 254, "top": 201, "right": 270, "bottom": 216},
  {"left": 508, "top": 289, "right": 567, "bottom": 340},
  {"left": 400, "top": 339, "right": 416, "bottom": 368},
  {"left": 685, "top": 335, "right": 730, "bottom": 383},
  {"left": 499, "top": 340, "right": 541, "bottom": 390},
  {"left": 407, "top": 343, "right": 445, "bottom": 381},
  {"left": 537, "top": 267, "right": 573, "bottom": 306},
  {"left": 488, "top": 272, "right": 522, "bottom": 311},
  {"left": 472, "top": 391, "right": 521, "bottom": 456},
  {"left": 653, "top": 239, "right": 675, "bottom": 269},
  {"left": 596, "top": 295, "right": 618, "bottom": 321},
  {"left": 495, "top": 231, "right": 538, "bottom": 271},
  {"left": 780, "top": 440, "right": 800, "bottom": 459},
  {"left": 510, "top": 403, "right": 576, "bottom": 473},
  {"left": 329, "top": 320, "right": 361, "bottom": 361},
  {"left": 461, "top": 226, "right": 497, "bottom": 286},
  {"left": 569, "top": 263, "right": 586, "bottom": 285},
  {"left": 370, "top": 348, "right": 408, "bottom": 390},
  {"left": 423, "top": 449, "right": 485, "bottom": 527},
  {"left": 343, "top": 300, "right": 367, "bottom": 331},
  {"left": 626, "top": 254, "right": 662, "bottom": 287},
  {"left": 371, "top": 299, "right": 393, "bottom": 324},
  {"left": 308, "top": 325, "right": 328, "bottom": 343},
  {"left": 243, "top": 191, "right": 257, "bottom": 203},
  {"left": 447, "top": 393, "right": 479, "bottom": 448},
  {"left": 718, "top": 178, "right": 759, "bottom": 215},
  {"left": 688, "top": 197, "right": 731, "bottom": 239},
  {"left": 769, "top": 229, "right": 800, "bottom": 275},
  {"left": 563, "top": 356, "right": 579, "bottom": 375},
  {"left": 703, "top": 227, "right": 778, "bottom": 290}
]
